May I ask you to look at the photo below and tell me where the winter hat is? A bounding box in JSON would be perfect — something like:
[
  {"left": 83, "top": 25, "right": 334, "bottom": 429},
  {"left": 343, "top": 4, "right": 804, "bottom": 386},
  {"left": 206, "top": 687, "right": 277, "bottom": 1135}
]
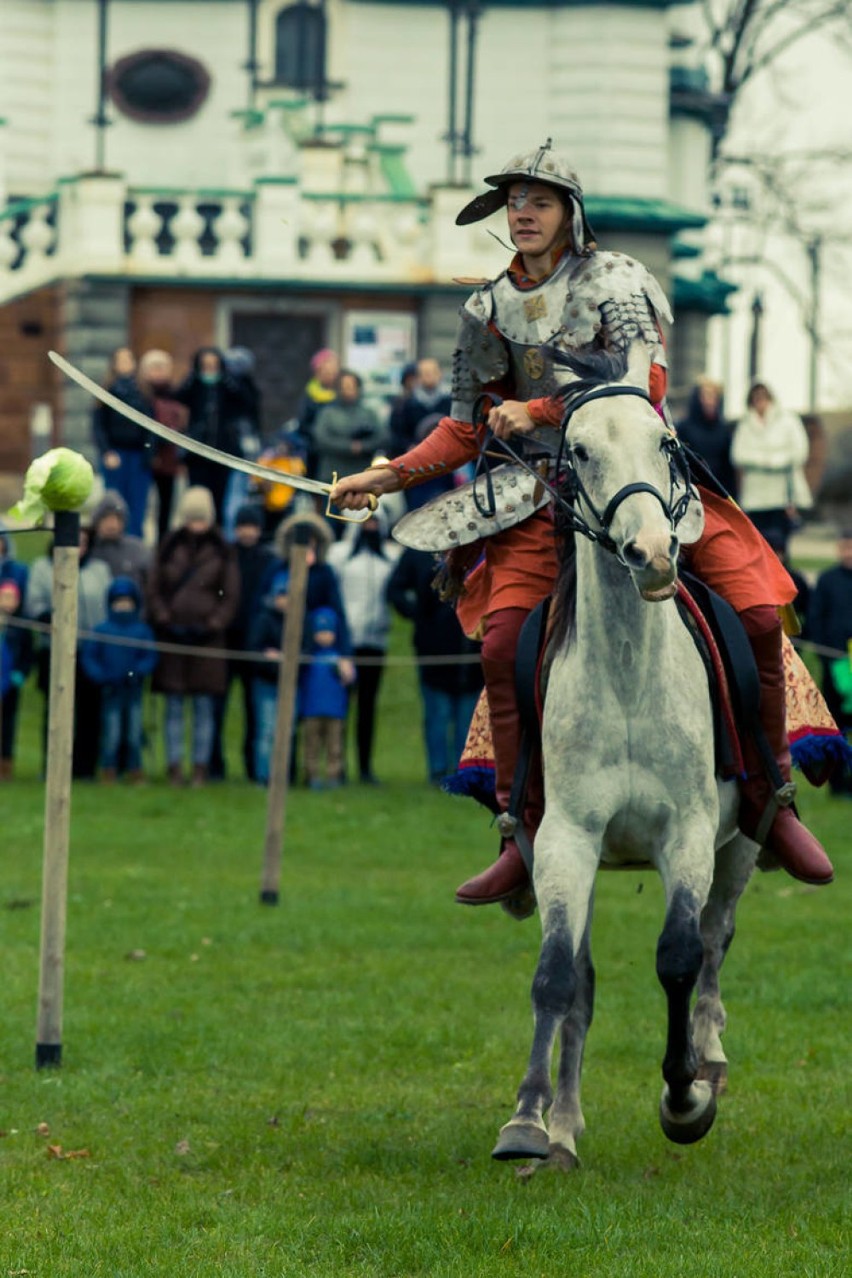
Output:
[
  {"left": 310, "top": 606, "right": 338, "bottom": 638},
  {"left": 0, "top": 578, "right": 21, "bottom": 607},
  {"left": 107, "top": 575, "right": 141, "bottom": 608},
  {"left": 177, "top": 485, "right": 216, "bottom": 526},
  {"left": 93, "top": 489, "right": 129, "bottom": 526},
  {"left": 309, "top": 348, "right": 337, "bottom": 374},
  {"left": 224, "top": 346, "right": 256, "bottom": 378},
  {"left": 235, "top": 503, "right": 263, "bottom": 529}
]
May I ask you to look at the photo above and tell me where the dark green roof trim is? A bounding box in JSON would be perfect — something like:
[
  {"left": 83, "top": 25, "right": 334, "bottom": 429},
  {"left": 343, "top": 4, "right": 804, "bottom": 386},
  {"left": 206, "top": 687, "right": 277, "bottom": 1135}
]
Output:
[
  {"left": 585, "top": 196, "right": 706, "bottom": 234},
  {"left": 672, "top": 241, "right": 702, "bottom": 259},
  {"left": 674, "top": 271, "right": 738, "bottom": 316},
  {"left": 84, "top": 273, "right": 467, "bottom": 298}
]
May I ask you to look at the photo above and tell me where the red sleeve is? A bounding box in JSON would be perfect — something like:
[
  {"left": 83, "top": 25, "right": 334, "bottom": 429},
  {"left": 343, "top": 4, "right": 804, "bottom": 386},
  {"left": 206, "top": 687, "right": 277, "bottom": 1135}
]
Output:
[{"left": 387, "top": 415, "right": 482, "bottom": 488}]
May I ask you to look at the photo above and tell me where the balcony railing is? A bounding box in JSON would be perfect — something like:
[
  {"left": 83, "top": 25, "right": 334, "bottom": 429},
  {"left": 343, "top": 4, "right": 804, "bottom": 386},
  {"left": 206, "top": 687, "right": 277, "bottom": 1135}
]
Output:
[{"left": 0, "top": 172, "right": 497, "bottom": 304}]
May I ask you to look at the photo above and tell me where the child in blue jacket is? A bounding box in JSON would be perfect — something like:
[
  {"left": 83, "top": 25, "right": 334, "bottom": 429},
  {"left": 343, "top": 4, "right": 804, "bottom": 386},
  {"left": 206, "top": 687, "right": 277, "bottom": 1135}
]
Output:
[
  {"left": 80, "top": 576, "right": 158, "bottom": 781},
  {"left": 299, "top": 606, "right": 354, "bottom": 789},
  {"left": 0, "top": 578, "right": 33, "bottom": 779}
]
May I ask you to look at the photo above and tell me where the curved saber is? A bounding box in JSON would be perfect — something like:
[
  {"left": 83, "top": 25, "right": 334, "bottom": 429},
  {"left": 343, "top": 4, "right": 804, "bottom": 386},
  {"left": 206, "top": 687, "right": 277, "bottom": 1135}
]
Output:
[{"left": 48, "top": 350, "right": 376, "bottom": 521}]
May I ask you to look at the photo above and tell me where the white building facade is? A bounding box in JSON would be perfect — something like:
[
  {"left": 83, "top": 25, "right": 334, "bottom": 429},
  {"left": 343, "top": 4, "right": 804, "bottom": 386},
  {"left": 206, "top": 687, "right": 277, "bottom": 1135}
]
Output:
[{"left": 0, "top": 0, "right": 727, "bottom": 467}]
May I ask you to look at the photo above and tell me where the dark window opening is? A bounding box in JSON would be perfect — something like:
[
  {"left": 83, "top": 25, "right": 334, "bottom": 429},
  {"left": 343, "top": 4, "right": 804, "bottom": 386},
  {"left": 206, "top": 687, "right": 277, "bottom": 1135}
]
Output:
[
  {"left": 108, "top": 49, "right": 211, "bottom": 124},
  {"left": 275, "top": 3, "right": 327, "bottom": 98}
]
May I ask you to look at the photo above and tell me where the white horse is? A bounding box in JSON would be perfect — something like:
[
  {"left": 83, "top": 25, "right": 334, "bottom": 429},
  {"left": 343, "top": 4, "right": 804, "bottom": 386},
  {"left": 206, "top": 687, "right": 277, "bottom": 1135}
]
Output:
[{"left": 492, "top": 347, "right": 759, "bottom": 1168}]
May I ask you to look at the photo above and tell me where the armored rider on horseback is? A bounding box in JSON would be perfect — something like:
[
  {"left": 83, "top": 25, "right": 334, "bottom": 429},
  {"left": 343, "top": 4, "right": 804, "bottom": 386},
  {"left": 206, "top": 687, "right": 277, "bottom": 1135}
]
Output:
[{"left": 331, "top": 141, "right": 835, "bottom": 897}]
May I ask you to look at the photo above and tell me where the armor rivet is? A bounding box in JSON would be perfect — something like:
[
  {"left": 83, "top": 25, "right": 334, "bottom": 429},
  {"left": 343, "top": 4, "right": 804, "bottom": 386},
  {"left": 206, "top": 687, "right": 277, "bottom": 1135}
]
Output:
[
  {"left": 467, "top": 522, "right": 477, "bottom": 530},
  {"left": 506, "top": 505, "right": 515, "bottom": 513}
]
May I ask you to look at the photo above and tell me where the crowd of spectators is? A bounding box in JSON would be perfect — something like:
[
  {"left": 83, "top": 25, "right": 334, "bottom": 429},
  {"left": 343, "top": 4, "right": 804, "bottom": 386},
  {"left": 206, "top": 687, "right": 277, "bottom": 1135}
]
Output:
[
  {"left": 0, "top": 344, "right": 484, "bottom": 792},
  {"left": 2, "top": 356, "right": 848, "bottom": 792}
]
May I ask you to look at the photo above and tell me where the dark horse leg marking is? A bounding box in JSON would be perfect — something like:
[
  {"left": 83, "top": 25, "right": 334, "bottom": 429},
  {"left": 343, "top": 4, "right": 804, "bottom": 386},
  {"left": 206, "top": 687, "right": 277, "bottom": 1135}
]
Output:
[
  {"left": 547, "top": 906, "right": 595, "bottom": 1166},
  {"left": 656, "top": 884, "right": 717, "bottom": 1144},
  {"left": 492, "top": 903, "right": 576, "bottom": 1161}
]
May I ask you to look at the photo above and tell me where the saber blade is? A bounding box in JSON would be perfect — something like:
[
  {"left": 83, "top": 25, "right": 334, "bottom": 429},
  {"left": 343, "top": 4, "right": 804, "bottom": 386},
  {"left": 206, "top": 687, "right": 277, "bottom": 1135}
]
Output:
[{"left": 48, "top": 349, "right": 343, "bottom": 501}]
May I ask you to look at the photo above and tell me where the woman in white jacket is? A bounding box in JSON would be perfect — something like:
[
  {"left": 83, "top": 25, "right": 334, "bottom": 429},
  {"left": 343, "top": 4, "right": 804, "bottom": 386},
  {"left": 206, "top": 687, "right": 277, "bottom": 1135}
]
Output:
[
  {"left": 732, "top": 382, "right": 813, "bottom": 552},
  {"left": 327, "top": 512, "right": 400, "bottom": 784}
]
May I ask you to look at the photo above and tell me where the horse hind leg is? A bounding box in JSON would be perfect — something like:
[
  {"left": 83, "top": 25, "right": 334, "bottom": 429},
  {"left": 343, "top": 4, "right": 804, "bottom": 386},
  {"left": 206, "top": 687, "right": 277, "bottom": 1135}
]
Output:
[
  {"left": 492, "top": 902, "right": 577, "bottom": 1162},
  {"left": 656, "top": 884, "right": 717, "bottom": 1146}
]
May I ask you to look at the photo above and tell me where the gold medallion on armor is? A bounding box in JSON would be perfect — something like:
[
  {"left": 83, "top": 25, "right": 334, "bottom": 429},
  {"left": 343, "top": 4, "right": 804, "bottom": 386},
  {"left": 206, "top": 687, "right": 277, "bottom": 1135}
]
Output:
[
  {"left": 523, "top": 294, "right": 547, "bottom": 321},
  {"left": 523, "top": 348, "right": 545, "bottom": 380}
]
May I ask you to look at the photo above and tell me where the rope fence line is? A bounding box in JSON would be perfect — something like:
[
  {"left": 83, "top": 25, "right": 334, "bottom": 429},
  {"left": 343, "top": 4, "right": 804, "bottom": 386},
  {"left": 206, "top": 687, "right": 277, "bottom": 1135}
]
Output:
[
  {"left": 1, "top": 613, "right": 483, "bottom": 667},
  {"left": 2, "top": 612, "right": 849, "bottom": 665}
]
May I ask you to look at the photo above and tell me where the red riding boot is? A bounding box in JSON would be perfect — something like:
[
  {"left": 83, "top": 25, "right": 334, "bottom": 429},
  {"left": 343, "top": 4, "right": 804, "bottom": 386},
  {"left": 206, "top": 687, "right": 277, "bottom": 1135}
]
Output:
[
  {"left": 455, "top": 608, "right": 541, "bottom": 906},
  {"left": 455, "top": 832, "right": 529, "bottom": 905},
  {"left": 739, "top": 612, "right": 834, "bottom": 886}
]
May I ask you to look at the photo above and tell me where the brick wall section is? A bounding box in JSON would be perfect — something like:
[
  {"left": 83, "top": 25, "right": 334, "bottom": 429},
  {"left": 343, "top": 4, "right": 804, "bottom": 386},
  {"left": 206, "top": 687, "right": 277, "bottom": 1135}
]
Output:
[{"left": 0, "top": 283, "right": 63, "bottom": 474}]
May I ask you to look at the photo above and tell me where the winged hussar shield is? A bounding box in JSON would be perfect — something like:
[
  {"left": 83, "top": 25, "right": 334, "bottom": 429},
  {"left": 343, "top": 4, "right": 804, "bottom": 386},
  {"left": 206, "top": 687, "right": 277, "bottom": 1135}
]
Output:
[{"left": 392, "top": 463, "right": 550, "bottom": 552}]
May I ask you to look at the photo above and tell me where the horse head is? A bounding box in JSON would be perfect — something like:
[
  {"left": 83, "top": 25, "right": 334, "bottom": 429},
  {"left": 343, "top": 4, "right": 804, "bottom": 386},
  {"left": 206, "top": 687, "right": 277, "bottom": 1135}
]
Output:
[{"left": 555, "top": 344, "right": 703, "bottom": 602}]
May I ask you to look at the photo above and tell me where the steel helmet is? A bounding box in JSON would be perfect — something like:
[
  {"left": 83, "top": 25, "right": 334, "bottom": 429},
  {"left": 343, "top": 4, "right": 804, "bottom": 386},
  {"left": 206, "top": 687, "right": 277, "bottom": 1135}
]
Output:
[{"left": 455, "top": 138, "right": 596, "bottom": 249}]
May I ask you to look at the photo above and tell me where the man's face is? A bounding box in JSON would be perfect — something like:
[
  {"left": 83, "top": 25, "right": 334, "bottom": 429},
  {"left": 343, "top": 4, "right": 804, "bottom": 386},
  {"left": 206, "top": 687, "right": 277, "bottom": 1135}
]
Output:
[
  {"left": 97, "top": 512, "right": 124, "bottom": 541},
  {"left": 338, "top": 374, "right": 360, "bottom": 403},
  {"left": 235, "top": 523, "right": 261, "bottom": 547},
  {"left": 314, "top": 628, "right": 335, "bottom": 647},
  {"left": 0, "top": 584, "right": 19, "bottom": 615},
  {"left": 838, "top": 537, "right": 852, "bottom": 569},
  {"left": 417, "top": 359, "right": 442, "bottom": 392},
  {"left": 317, "top": 354, "right": 340, "bottom": 387},
  {"left": 507, "top": 182, "right": 569, "bottom": 257}
]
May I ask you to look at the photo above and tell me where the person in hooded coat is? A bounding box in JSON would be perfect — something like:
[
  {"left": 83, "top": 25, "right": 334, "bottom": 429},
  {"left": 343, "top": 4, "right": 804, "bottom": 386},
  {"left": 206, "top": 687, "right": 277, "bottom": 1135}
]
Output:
[
  {"left": 146, "top": 486, "right": 239, "bottom": 786},
  {"left": 299, "top": 606, "right": 353, "bottom": 789},
  {"left": 80, "top": 576, "right": 158, "bottom": 782}
]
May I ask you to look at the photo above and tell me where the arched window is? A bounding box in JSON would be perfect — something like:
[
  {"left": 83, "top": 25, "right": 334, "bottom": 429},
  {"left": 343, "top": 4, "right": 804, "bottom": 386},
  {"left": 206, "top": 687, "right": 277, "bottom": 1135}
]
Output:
[{"left": 275, "top": 2, "right": 327, "bottom": 97}]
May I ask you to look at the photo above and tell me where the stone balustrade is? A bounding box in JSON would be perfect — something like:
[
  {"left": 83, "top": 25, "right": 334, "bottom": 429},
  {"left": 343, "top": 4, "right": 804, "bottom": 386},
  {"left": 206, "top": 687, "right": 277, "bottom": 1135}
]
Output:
[{"left": 0, "top": 170, "right": 505, "bottom": 305}]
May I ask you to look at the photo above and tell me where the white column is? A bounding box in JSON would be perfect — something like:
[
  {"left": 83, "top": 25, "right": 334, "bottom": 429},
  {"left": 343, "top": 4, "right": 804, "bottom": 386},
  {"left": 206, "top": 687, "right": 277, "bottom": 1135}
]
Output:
[
  {"left": 58, "top": 174, "right": 126, "bottom": 273},
  {"left": 253, "top": 177, "right": 300, "bottom": 276}
]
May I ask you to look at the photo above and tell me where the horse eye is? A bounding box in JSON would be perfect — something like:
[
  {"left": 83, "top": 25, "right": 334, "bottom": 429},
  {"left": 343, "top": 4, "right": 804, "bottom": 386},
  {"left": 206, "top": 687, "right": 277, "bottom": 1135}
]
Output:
[{"left": 572, "top": 443, "right": 589, "bottom": 463}]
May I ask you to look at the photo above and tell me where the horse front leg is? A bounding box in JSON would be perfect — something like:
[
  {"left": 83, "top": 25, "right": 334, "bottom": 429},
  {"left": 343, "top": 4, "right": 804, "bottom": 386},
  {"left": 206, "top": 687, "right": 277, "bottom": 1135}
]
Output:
[
  {"left": 544, "top": 904, "right": 595, "bottom": 1169},
  {"left": 693, "top": 830, "right": 756, "bottom": 1095},
  {"left": 492, "top": 824, "right": 597, "bottom": 1163},
  {"left": 656, "top": 878, "right": 717, "bottom": 1146}
]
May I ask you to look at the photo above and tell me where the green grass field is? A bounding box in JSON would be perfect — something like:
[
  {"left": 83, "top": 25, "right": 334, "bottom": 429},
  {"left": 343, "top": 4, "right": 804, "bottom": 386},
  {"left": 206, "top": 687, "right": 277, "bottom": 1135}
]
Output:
[{"left": 1, "top": 611, "right": 849, "bottom": 1276}]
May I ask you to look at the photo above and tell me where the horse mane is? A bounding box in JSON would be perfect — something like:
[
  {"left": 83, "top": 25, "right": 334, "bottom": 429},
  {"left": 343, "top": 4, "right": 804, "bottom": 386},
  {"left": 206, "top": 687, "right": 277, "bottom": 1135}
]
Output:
[{"left": 546, "top": 347, "right": 629, "bottom": 654}]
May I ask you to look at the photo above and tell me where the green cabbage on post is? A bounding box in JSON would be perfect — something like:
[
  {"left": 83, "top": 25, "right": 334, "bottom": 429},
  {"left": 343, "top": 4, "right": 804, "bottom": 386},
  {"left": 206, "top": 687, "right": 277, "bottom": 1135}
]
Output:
[{"left": 11, "top": 448, "right": 95, "bottom": 524}]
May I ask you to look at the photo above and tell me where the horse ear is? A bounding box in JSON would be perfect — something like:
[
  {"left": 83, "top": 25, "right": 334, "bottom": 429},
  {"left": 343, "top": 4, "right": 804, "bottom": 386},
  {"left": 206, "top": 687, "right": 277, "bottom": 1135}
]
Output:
[
  {"left": 677, "top": 488, "right": 705, "bottom": 547},
  {"left": 623, "top": 339, "right": 651, "bottom": 389}
]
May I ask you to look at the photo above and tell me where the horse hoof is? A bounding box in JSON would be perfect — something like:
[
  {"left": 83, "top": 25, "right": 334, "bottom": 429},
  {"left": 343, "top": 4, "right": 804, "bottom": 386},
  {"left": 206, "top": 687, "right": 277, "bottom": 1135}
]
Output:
[
  {"left": 545, "top": 1142, "right": 580, "bottom": 1172},
  {"left": 697, "top": 1060, "right": 728, "bottom": 1096},
  {"left": 659, "top": 1080, "right": 717, "bottom": 1146},
  {"left": 492, "top": 1121, "right": 550, "bottom": 1161}
]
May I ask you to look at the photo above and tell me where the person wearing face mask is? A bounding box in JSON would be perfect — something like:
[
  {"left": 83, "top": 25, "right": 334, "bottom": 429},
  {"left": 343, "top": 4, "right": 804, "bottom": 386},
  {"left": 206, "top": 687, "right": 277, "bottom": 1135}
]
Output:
[
  {"left": 174, "top": 346, "right": 257, "bottom": 523},
  {"left": 137, "top": 349, "right": 189, "bottom": 541},
  {"left": 331, "top": 140, "right": 836, "bottom": 904}
]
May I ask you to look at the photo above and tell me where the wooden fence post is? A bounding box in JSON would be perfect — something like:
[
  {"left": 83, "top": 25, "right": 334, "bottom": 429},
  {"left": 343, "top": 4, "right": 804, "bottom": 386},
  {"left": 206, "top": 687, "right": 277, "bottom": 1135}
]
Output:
[
  {"left": 35, "top": 509, "right": 80, "bottom": 1068},
  {"left": 259, "top": 523, "right": 311, "bottom": 905}
]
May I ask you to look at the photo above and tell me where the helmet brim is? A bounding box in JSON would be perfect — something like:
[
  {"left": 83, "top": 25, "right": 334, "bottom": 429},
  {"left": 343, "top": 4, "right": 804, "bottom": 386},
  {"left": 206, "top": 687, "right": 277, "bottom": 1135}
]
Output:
[{"left": 455, "top": 187, "right": 507, "bottom": 227}]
